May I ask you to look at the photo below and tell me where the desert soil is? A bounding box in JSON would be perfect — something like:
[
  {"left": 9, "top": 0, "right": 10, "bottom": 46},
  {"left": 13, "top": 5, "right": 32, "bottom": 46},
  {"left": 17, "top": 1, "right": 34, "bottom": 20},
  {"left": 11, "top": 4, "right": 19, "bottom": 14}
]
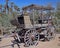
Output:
[{"left": 0, "top": 34, "right": 60, "bottom": 48}]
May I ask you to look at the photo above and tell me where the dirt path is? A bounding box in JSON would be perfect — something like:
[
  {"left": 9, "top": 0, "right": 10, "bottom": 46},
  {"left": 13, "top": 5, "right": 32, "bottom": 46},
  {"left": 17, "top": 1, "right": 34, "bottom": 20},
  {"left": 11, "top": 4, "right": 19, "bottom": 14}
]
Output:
[{"left": 0, "top": 34, "right": 60, "bottom": 48}]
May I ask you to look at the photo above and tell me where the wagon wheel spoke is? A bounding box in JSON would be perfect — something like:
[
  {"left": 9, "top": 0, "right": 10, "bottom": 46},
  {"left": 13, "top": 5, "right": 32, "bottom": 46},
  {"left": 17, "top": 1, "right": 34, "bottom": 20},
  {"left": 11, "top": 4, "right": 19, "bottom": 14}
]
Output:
[{"left": 24, "top": 30, "right": 31, "bottom": 47}]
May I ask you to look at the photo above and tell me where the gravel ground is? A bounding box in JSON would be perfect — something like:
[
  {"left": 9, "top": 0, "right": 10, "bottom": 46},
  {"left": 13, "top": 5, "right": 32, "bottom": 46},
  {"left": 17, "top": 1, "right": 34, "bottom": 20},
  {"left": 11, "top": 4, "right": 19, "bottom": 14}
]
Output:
[{"left": 0, "top": 34, "right": 60, "bottom": 48}]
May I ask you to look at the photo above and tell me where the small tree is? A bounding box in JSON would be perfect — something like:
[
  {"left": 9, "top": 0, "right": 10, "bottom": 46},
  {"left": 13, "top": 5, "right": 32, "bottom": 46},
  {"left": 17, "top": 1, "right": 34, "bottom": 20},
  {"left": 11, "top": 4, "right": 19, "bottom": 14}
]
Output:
[
  {"left": 0, "top": 4, "right": 2, "bottom": 13},
  {"left": 56, "top": 2, "right": 60, "bottom": 19}
]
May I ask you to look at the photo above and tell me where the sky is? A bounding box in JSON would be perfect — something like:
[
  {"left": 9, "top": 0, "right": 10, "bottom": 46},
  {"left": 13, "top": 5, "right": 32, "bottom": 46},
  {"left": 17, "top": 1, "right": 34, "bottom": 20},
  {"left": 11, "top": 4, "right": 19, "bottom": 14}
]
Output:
[{"left": 0, "top": 0, "right": 60, "bottom": 8}]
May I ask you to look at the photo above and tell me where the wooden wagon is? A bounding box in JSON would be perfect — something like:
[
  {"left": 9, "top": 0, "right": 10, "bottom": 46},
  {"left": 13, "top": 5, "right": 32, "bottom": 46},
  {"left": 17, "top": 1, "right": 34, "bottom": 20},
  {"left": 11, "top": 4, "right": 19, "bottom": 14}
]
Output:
[{"left": 11, "top": 4, "right": 56, "bottom": 48}]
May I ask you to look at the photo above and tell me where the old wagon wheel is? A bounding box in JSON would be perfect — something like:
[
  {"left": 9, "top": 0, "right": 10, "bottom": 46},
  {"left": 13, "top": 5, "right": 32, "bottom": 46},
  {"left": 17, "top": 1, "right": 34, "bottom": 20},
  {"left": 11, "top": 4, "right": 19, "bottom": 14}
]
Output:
[
  {"left": 24, "top": 29, "right": 39, "bottom": 47},
  {"left": 51, "top": 26, "right": 56, "bottom": 39},
  {"left": 47, "top": 26, "right": 56, "bottom": 41}
]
